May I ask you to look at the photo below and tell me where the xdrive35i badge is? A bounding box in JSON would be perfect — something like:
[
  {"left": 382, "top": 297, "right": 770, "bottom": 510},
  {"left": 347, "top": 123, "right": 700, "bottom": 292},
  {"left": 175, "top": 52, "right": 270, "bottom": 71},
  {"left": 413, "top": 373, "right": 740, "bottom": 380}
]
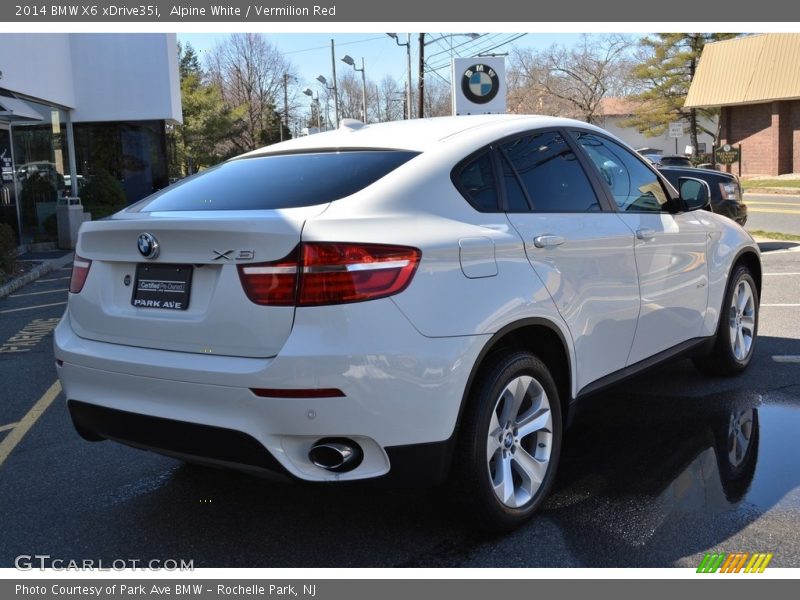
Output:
[{"left": 137, "top": 232, "right": 160, "bottom": 259}]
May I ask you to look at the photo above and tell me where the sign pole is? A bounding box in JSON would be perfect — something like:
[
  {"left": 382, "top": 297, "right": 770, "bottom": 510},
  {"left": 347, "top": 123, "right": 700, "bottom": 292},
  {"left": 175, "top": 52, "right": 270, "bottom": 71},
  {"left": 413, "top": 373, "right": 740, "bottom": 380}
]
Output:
[{"left": 738, "top": 144, "right": 741, "bottom": 178}]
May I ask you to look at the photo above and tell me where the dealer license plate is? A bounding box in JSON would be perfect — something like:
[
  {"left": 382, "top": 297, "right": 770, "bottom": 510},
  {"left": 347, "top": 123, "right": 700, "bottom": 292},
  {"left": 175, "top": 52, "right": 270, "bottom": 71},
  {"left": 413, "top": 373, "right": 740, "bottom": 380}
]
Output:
[{"left": 131, "top": 264, "right": 192, "bottom": 311}]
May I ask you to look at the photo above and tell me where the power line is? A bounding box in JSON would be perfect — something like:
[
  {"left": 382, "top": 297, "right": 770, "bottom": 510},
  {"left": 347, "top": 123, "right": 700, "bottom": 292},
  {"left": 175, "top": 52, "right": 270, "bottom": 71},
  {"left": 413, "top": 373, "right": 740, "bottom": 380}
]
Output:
[
  {"left": 426, "top": 33, "right": 527, "bottom": 73},
  {"left": 283, "top": 35, "right": 387, "bottom": 55},
  {"left": 425, "top": 33, "right": 494, "bottom": 60}
]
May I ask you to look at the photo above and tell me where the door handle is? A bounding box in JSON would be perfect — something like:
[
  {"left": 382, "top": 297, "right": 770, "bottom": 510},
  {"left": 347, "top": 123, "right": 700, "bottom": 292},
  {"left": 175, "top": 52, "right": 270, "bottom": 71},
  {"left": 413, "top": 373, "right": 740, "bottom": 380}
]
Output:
[
  {"left": 533, "top": 235, "right": 566, "bottom": 249},
  {"left": 636, "top": 228, "right": 656, "bottom": 241}
]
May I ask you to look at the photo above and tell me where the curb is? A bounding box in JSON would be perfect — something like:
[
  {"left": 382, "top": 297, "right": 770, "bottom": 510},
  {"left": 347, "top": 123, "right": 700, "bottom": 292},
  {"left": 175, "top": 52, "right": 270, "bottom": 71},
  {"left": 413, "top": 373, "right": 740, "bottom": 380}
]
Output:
[{"left": 0, "top": 252, "right": 74, "bottom": 300}]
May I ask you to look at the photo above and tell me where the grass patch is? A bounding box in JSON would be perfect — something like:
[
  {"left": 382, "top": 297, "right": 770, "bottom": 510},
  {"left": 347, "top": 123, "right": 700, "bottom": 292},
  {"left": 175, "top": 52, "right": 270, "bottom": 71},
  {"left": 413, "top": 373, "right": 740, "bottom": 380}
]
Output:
[
  {"left": 747, "top": 229, "right": 800, "bottom": 242},
  {"left": 741, "top": 179, "right": 800, "bottom": 190}
]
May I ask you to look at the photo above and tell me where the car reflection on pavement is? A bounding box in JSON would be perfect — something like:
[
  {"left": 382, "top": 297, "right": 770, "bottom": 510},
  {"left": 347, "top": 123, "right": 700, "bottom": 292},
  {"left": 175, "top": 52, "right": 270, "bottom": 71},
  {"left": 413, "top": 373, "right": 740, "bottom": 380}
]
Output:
[{"left": 539, "top": 386, "right": 796, "bottom": 564}]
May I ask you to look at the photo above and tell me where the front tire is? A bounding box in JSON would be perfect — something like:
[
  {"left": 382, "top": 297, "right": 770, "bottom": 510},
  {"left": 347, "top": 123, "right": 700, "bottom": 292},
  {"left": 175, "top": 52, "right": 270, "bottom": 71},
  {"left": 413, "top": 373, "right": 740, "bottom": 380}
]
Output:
[
  {"left": 453, "top": 350, "right": 562, "bottom": 532},
  {"left": 694, "top": 265, "right": 759, "bottom": 376}
]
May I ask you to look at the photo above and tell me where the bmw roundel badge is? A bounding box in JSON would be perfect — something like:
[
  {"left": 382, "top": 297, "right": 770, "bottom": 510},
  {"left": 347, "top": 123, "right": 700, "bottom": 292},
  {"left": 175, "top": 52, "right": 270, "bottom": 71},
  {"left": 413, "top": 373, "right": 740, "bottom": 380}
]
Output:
[
  {"left": 461, "top": 64, "right": 500, "bottom": 105},
  {"left": 137, "top": 232, "right": 160, "bottom": 259}
]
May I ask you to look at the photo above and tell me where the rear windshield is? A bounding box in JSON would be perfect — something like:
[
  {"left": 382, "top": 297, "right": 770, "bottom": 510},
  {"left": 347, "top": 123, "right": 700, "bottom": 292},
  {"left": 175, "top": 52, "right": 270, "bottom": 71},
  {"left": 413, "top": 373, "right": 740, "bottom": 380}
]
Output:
[{"left": 132, "top": 150, "right": 419, "bottom": 212}]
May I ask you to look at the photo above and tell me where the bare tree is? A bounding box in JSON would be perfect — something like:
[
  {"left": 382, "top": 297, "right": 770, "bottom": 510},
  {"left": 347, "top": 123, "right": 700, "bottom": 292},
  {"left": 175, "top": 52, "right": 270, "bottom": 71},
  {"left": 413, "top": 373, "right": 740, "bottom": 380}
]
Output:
[
  {"left": 206, "top": 33, "right": 296, "bottom": 151},
  {"left": 376, "top": 75, "right": 405, "bottom": 123},
  {"left": 510, "top": 34, "right": 635, "bottom": 123},
  {"left": 336, "top": 71, "right": 364, "bottom": 121},
  {"left": 424, "top": 77, "right": 452, "bottom": 117}
]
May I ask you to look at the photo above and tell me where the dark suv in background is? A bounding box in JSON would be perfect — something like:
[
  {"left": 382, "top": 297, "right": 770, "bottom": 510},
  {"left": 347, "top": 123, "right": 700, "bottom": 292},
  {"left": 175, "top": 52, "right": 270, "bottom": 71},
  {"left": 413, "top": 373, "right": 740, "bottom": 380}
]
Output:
[{"left": 659, "top": 166, "right": 747, "bottom": 226}]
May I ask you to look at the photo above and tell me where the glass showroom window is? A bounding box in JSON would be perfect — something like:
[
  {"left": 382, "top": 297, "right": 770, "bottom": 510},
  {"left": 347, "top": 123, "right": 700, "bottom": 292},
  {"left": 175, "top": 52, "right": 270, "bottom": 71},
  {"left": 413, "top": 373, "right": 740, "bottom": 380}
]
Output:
[{"left": 10, "top": 100, "right": 72, "bottom": 242}]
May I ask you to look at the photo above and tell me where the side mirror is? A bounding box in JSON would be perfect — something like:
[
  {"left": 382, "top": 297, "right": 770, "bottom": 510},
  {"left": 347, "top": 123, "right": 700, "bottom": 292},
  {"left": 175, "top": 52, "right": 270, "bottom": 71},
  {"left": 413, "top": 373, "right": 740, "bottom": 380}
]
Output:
[{"left": 678, "top": 177, "right": 711, "bottom": 211}]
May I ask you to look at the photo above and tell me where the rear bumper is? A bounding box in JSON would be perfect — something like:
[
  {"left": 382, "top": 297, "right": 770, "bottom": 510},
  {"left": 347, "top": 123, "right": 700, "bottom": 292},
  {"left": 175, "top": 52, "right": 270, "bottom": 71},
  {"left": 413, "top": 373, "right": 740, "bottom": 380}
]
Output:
[
  {"left": 67, "top": 400, "right": 455, "bottom": 485},
  {"left": 55, "top": 300, "right": 488, "bottom": 483}
]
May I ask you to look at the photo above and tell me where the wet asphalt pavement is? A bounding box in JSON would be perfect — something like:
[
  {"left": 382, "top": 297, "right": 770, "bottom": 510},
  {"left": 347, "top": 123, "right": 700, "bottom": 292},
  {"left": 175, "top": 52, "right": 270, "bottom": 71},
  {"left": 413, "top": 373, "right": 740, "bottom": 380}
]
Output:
[{"left": 0, "top": 242, "right": 798, "bottom": 568}]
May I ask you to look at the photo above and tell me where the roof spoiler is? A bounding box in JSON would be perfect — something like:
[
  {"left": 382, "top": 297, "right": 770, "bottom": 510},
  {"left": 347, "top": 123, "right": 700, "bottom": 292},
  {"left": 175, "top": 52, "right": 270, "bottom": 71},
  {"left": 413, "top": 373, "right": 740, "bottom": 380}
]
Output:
[{"left": 340, "top": 119, "right": 365, "bottom": 131}]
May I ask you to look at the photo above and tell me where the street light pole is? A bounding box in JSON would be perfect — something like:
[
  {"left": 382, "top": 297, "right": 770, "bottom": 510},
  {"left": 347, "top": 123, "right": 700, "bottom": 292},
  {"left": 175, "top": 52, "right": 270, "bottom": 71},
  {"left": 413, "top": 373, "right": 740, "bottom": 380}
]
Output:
[
  {"left": 341, "top": 55, "right": 367, "bottom": 122},
  {"left": 360, "top": 58, "right": 367, "bottom": 122},
  {"left": 387, "top": 33, "right": 413, "bottom": 119},
  {"left": 283, "top": 73, "right": 289, "bottom": 139},
  {"left": 330, "top": 39, "right": 340, "bottom": 128},
  {"left": 317, "top": 75, "right": 336, "bottom": 130},
  {"left": 303, "top": 88, "right": 322, "bottom": 133},
  {"left": 418, "top": 33, "right": 425, "bottom": 119}
]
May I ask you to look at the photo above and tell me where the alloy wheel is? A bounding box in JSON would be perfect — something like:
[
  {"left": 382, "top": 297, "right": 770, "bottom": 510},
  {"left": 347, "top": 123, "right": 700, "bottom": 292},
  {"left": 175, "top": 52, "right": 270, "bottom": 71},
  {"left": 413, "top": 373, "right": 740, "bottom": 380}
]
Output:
[{"left": 486, "top": 375, "right": 553, "bottom": 508}]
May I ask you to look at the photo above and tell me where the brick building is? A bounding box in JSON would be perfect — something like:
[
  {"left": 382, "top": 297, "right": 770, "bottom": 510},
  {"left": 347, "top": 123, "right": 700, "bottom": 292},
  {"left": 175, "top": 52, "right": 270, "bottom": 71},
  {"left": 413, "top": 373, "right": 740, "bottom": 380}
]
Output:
[{"left": 685, "top": 34, "right": 800, "bottom": 176}]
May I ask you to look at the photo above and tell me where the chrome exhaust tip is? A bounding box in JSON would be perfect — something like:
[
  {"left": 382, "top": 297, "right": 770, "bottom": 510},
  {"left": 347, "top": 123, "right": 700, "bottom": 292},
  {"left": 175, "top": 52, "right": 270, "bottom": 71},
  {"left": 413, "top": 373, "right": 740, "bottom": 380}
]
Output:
[{"left": 309, "top": 438, "right": 363, "bottom": 473}]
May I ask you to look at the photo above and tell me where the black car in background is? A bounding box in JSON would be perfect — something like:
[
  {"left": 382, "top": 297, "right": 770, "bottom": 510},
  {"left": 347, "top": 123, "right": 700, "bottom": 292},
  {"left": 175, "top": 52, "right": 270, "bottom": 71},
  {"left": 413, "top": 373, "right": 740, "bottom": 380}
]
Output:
[
  {"left": 657, "top": 155, "right": 694, "bottom": 168},
  {"left": 659, "top": 166, "right": 748, "bottom": 226}
]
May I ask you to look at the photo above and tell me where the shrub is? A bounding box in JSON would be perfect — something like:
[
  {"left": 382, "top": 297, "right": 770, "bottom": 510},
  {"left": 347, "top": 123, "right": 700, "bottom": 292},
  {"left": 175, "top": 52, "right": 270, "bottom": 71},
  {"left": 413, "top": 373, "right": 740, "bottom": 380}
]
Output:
[
  {"left": 0, "top": 222, "right": 17, "bottom": 276},
  {"left": 80, "top": 169, "right": 126, "bottom": 207}
]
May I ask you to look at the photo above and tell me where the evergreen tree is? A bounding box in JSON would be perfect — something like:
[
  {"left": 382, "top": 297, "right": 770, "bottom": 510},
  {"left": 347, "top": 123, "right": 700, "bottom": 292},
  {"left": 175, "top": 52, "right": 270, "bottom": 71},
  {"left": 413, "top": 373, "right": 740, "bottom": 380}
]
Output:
[
  {"left": 169, "top": 42, "right": 242, "bottom": 177},
  {"left": 624, "top": 33, "right": 738, "bottom": 156}
]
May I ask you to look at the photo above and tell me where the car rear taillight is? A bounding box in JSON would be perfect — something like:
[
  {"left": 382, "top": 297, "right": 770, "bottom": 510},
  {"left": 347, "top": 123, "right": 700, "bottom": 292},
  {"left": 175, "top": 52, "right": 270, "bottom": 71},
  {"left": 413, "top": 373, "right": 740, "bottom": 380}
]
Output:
[
  {"left": 237, "top": 243, "right": 421, "bottom": 307},
  {"left": 69, "top": 256, "right": 92, "bottom": 294},
  {"left": 237, "top": 249, "right": 299, "bottom": 306},
  {"left": 299, "top": 243, "right": 421, "bottom": 306}
]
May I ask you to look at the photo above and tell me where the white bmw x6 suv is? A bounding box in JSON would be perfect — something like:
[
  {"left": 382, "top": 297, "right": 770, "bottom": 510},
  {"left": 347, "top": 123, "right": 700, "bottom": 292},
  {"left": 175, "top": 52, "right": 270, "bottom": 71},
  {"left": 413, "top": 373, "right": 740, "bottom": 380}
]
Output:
[{"left": 55, "top": 115, "right": 760, "bottom": 531}]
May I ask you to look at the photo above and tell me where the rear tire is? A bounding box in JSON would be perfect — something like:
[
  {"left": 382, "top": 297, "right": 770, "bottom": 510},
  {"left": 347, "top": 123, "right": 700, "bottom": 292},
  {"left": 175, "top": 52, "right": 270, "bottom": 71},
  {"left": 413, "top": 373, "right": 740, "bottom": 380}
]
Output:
[
  {"left": 693, "top": 265, "right": 758, "bottom": 376},
  {"left": 452, "top": 350, "right": 562, "bottom": 532}
]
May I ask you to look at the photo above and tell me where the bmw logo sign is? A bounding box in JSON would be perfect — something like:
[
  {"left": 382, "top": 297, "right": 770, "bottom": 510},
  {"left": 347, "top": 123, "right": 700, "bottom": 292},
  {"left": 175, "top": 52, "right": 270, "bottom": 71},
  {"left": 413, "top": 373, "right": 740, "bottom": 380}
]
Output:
[
  {"left": 137, "top": 232, "right": 160, "bottom": 259},
  {"left": 462, "top": 64, "right": 500, "bottom": 105}
]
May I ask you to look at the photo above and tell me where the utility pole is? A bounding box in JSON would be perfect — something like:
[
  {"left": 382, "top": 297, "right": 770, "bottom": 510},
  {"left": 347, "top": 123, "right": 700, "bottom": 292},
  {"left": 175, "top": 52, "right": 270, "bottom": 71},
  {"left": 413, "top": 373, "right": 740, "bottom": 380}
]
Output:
[
  {"left": 283, "top": 72, "right": 289, "bottom": 141},
  {"left": 418, "top": 33, "right": 425, "bottom": 119},
  {"left": 330, "top": 39, "right": 340, "bottom": 128}
]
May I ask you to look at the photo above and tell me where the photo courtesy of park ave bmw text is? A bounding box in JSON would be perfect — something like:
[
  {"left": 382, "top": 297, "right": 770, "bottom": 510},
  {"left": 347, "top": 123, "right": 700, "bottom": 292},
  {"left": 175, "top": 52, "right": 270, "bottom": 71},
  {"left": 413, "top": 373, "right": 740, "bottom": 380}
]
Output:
[{"left": 0, "top": 0, "right": 799, "bottom": 594}]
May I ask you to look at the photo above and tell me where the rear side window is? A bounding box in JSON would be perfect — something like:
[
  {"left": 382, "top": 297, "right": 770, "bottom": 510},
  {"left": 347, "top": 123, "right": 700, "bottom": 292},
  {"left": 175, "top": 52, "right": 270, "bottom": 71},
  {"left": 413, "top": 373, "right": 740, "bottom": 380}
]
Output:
[
  {"left": 455, "top": 152, "right": 500, "bottom": 212},
  {"left": 133, "top": 151, "right": 419, "bottom": 212},
  {"left": 500, "top": 132, "right": 601, "bottom": 212}
]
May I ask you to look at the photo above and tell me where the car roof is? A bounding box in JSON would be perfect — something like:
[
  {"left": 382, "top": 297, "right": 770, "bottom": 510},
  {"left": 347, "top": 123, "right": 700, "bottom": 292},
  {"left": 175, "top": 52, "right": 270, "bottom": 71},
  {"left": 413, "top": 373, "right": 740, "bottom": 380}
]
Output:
[
  {"left": 238, "top": 114, "right": 613, "bottom": 157},
  {"left": 659, "top": 165, "right": 736, "bottom": 179}
]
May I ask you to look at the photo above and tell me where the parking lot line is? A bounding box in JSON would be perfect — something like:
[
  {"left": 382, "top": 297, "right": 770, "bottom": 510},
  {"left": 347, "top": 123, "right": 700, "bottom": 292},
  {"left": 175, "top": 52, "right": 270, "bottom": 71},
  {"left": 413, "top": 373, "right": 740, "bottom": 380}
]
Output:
[
  {"left": 9, "top": 288, "right": 69, "bottom": 298},
  {"left": 773, "top": 356, "right": 800, "bottom": 363},
  {"left": 763, "top": 273, "right": 800, "bottom": 276},
  {"left": 0, "top": 380, "right": 61, "bottom": 468},
  {"left": 0, "top": 301, "right": 67, "bottom": 314},
  {"left": 761, "top": 303, "right": 800, "bottom": 307},
  {"left": 0, "top": 423, "right": 18, "bottom": 433},
  {"left": 34, "top": 276, "right": 71, "bottom": 282}
]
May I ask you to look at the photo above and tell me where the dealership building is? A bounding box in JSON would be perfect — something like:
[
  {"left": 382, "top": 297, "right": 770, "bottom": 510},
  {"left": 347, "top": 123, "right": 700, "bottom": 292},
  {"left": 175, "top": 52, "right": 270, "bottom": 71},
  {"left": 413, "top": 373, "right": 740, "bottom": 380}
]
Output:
[
  {"left": 0, "top": 34, "right": 182, "bottom": 242},
  {"left": 686, "top": 33, "right": 800, "bottom": 176}
]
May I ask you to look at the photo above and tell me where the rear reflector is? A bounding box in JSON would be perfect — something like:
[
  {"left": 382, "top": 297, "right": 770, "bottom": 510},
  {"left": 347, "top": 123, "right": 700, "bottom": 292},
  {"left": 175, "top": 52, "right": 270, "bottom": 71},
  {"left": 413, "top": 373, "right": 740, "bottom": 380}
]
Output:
[
  {"left": 238, "top": 242, "right": 421, "bottom": 307},
  {"left": 69, "top": 256, "right": 92, "bottom": 294},
  {"left": 250, "top": 388, "right": 346, "bottom": 398}
]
